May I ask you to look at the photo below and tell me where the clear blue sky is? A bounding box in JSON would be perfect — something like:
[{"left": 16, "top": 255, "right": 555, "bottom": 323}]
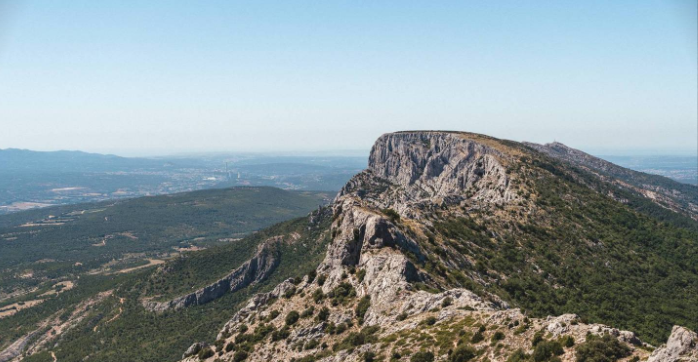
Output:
[{"left": 0, "top": 1, "right": 695, "bottom": 156}]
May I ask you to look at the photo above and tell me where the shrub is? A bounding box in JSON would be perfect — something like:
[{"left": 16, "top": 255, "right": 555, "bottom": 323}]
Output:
[
  {"left": 410, "top": 351, "right": 435, "bottom": 362},
  {"left": 363, "top": 351, "right": 377, "bottom": 362},
  {"left": 532, "top": 340, "right": 564, "bottom": 362},
  {"left": 422, "top": 316, "right": 437, "bottom": 326},
  {"left": 382, "top": 208, "right": 401, "bottom": 222},
  {"left": 492, "top": 331, "right": 505, "bottom": 342},
  {"left": 532, "top": 331, "right": 544, "bottom": 347},
  {"left": 441, "top": 297, "right": 453, "bottom": 308},
  {"left": 316, "top": 307, "right": 330, "bottom": 322},
  {"left": 506, "top": 349, "right": 530, "bottom": 362},
  {"left": 198, "top": 347, "right": 214, "bottom": 360},
  {"left": 285, "top": 311, "right": 300, "bottom": 326},
  {"left": 252, "top": 323, "right": 274, "bottom": 341},
  {"left": 396, "top": 312, "right": 408, "bottom": 321},
  {"left": 307, "top": 269, "right": 317, "bottom": 283},
  {"left": 232, "top": 350, "right": 248, "bottom": 362},
  {"left": 561, "top": 335, "right": 575, "bottom": 347},
  {"left": 335, "top": 323, "right": 348, "bottom": 334},
  {"left": 271, "top": 326, "right": 290, "bottom": 341},
  {"left": 301, "top": 306, "right": 315, "bottom": 318},
  {"left": 355, "top": 296, "right": 371, "bottom": 324},
  {"left": 357, "top": 269, "right": 367, "bottom": 283},
  {"left": 328, "top": 282, "right": 356, "bottom": 305},
  {"left": 450, "top": 345, "right": 476, "bottom": 362},
  {"left": 304, "top": 339, "right": 320, "bottom": 350},
  {"left": 317, "top": 274, "right": 327, "bottom": 286},
  {"left": 313, "top": 288, "right": 324, "bottom": 303},
  {"left": 333, "top": 326, "right": 380, "bottom": 351},
  {"left": 471, "top": 331, "right": 484, "bottom": 343},
  {"left": 225, "top": 343, "right": 234, "bottom": 352},
  {"left": 575, "top": 334, "right": 631, "bottom": 362}
]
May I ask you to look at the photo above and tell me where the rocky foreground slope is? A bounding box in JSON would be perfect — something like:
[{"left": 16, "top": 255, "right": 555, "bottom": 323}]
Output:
[{"left": 177, "top": 132, "right": 697, "bottom": 362}]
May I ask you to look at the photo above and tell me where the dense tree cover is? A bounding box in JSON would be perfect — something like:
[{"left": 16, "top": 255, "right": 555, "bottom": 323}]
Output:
[
  {"left": 575, "top": 334, "right": 631, "bottom": 362},
  {"left": 0, "top": 187, "right": 327, "bottom": 293},
  {"left": 428, "top": 154, "right": 698, "bottom": 345},
  {"left": 6, "top": 211, "right": 331, "bottom": 361}
]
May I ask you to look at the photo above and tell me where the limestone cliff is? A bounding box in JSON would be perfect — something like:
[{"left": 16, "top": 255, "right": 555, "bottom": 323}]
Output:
[{"left": 143, "top": 239, "right": 279, "bottom": 312}]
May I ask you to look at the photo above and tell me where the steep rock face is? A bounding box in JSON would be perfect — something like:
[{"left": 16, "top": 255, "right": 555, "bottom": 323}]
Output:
[
  {"left": 343, "top": 132, "right": 517, "bottom": 217},
  {"left": 648, "top": 326, "right": 698, "bottom": 362},
  {"left": 143, "top": 239, "right": 279, "bottom": 312}
]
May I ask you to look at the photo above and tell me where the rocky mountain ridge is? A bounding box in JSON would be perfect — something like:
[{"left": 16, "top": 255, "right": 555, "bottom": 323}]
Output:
[
  {"left": 180, "top": 132, "right": 698, "bottom": 362},
  {"left": 524, "top": 141, "right": 698, "bottom": 220}
]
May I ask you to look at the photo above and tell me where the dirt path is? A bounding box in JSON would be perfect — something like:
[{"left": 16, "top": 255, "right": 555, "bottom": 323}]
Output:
[
  {"left": 51, "top": 351, "right": 57, "bottom": 362},
  {"left": 0, "top": 299, "right": 44, "bottom": 319},
  {"left": 94, "top": 297, "right": 125, "bottom": 331},
  {"left": 116, "top": 259, "right": 165, "bottom": 274}
]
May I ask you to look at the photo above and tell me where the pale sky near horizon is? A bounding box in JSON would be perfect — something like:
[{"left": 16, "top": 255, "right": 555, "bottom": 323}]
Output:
[{"left": 0, "top": 1, "right": 696, "bottom": 156}]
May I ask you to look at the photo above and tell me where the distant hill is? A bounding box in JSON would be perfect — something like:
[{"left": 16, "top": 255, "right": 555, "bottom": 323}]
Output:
[{"left": 0, "top": 148, "right": 167, "bottom": 173}]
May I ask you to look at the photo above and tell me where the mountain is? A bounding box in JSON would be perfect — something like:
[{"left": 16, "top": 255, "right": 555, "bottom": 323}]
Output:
[
  {"left": 2, "top": 131, "right": 697, "bottom": 362},
  {"left": 174, "top": 131, "right": 697, "bottom": 362}
]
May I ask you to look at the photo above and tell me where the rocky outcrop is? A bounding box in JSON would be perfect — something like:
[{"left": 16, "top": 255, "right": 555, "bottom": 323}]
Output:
[
  {"left": 143, "top": 239, "right": 280, "bottom": 312},
  {"left": 182, "top": 342, "right": 208, "bottom": 359},
  {"left": 217, "top": 279, "right": 298, "bottom": 339},
  {"left": 364, "top": 132, "right": 517, "bottom": 207},
  {"left": 648, "top": 326, "right": 698, "bottom": 362},
  {"left": 0, "top": 329, "right": 40, "bottom": 362}
]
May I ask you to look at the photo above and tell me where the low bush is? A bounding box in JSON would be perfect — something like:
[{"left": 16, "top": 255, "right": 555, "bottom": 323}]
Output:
[
  {"left": 285, "top": 311, "right": 300, "bottom": 326},
  {"left": 575, "top": 334, "right": 630, "bottom": 362}
]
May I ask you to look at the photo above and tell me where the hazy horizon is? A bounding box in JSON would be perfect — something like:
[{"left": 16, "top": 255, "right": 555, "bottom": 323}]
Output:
[{"left": 2, "top": 139, "right": 697, "bottom": 159}]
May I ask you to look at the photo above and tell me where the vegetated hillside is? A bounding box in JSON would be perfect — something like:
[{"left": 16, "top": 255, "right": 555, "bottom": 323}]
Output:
[
  {"left": 524, "top": 141, "right": 698, "bottom": 220},
  {"left": 1, "top": 211, "right": 332, "bottom": 362},
  {"left": 0, "top": 187, "right": 329, "bottom": 295},
  {"left": 173, "top": 131, "right": 697, "bottom": 362}
]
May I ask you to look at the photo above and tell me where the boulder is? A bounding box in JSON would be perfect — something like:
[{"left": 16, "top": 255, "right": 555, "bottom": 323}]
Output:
[{"left": 648, "top": 326, "right": 698, "bottom": 362}]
